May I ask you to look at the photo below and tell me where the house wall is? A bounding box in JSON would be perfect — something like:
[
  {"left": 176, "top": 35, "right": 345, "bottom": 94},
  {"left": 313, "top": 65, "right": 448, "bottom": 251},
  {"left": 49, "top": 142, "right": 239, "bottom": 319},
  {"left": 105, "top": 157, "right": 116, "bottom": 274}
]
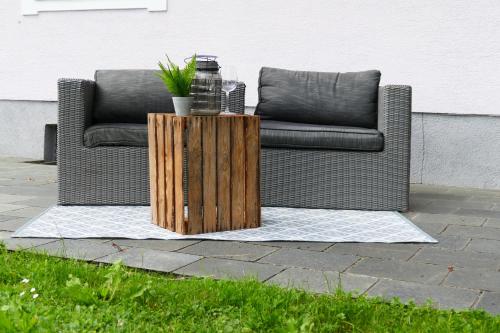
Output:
[{"left": 1, "top": 0, "right": 500, "bottom": 115}]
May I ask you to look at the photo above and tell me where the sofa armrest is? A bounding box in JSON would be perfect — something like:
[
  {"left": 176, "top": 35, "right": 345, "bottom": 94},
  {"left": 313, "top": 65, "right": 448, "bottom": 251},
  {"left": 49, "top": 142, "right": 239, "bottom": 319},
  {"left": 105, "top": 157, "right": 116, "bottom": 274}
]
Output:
[
  {"left": 57, "top": 78, "right": 96, "bottom": 149},
  {"left": 377, "top": 85, "right": 412, "bottom": 153}
]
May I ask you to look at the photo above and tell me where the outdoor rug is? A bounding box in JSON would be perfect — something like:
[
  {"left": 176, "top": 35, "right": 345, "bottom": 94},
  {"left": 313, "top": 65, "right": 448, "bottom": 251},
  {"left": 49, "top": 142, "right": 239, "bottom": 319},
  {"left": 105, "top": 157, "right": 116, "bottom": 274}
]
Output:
[{"left": 13, "top": 206, "right": 436, "bottom": 243}]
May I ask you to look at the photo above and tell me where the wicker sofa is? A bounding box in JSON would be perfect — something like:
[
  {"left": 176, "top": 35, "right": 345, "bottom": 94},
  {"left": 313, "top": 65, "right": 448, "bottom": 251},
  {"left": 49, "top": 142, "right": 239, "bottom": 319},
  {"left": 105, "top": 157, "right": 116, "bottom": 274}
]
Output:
[{"left": 58, "top": 68, "right": 411, "bottom": 211}]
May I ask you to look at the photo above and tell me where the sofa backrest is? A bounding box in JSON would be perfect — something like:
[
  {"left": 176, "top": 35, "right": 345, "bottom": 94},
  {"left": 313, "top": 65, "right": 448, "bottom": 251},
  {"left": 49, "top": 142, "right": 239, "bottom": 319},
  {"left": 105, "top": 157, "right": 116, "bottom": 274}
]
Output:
[
  {"left": 255, "top": 67, "right": 380, "bottom": 129},
  {"left": 93, "top": 70, "right": 174, "bottom": 124}
]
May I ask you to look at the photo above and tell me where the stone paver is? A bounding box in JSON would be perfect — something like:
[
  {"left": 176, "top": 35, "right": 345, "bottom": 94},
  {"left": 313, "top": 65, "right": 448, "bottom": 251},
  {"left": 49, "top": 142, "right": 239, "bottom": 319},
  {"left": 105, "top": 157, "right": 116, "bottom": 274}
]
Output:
[
  {"left": 0, "top": 184, "right": 57, "bottom": 197},
  {"left": 96, "top": 247, "right": 201, "bottom": 272},
  {"left": 411, "top": 192, "right": 470, "bottom": 202},
  {"left": 2, "top": 236, "right": 58, "bottom": 251},
  {"left": 454, "top": 208, "right": 500, "bottom": 219},
  {"left": 0, "top": 203, "right": 28, "bottom": 213},
  {"left": 0, "top": 231, "right": 12, "bottom": 239},
  {"left": 111, "top": 239, "right": 201, "bottom": 252},
  {"left": 476, "top": 292, "right": 500, "bottom": 314},
  {"left": 445, "top": 269, "right": 500, "bottom": 292},
  {"left": 258, "top": 248, "right": 359, "bottom": 272},
  {"left": 252, "top": 241, "right": 333, "bottom": 252},
  {"left": 326, "top": 243, "right": 421, "bottom": 260},
  {"left": 412, "top": 213, "right": 485, "bottom": 227},
  {"left": 411, "top": 247, "right": 500, "bottom": 270},
  {"left": 348, "top": 258, "right": 448, "bottom": 285},
  {"left": 174, "top": 257, "right": 284, "bottom": 281},
  {"left": 428, "top": 199, "right": 494, "bottom": 211},
  {"left": 12, "top": 196, "right": 57, "bottom": 207},
  {"left": 442, "top": 225, "right": 500, "bottom": 240},
  {"left": 0, "top": 217, "right": 31, "bottom": 231},
  {"left": 267, "top": 267, "right": 377, "bottom": 294},
  {"left": 368, "top": 279, "right": 479, "bottom": 310},
  {"left": 179, "top": 241, "right": 278, "bottom": 262},
  {"left": 430, "top": 235, "right": 470, "bottom": 251},
  {"left": 0, "top": 206, "right": 47, "bottom": 218},
  {"left": 484, "top": 218, "right": 500, "bottom": 228},
  {"left": 466, "top": 238, "right": 500, "bottom": 255},
  {"left": 413, "top": 222, "right": 447, "bottom": 236},
  {"left": 0, "top": 194, "right": 35, "bottom": 204},
  {"left": 30, "top": 239, "right": 121, "bottom": 261}
]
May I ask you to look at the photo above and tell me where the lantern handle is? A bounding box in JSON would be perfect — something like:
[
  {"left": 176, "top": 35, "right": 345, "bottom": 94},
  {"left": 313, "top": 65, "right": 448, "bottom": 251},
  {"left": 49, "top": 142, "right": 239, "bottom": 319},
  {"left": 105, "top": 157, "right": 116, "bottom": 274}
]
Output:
[{"left": 184, "top": 54, "right": 218, "bottom": 63}]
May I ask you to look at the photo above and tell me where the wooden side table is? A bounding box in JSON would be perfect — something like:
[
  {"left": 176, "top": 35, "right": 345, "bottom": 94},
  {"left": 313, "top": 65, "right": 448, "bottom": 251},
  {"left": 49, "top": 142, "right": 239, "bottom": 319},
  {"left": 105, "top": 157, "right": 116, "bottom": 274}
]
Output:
[{"left": 147, "top": 113, "right": 261, "bottom": 235}]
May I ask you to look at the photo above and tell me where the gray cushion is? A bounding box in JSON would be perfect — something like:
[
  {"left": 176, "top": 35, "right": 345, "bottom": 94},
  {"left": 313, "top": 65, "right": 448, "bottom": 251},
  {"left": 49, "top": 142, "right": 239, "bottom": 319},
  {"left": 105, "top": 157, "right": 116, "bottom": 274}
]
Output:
[
  {"left": 256, "top": 67, "right": 381, "bottom": 129},
  {"left": 84, "top": 123, "right": 148, "bottom": 148},
  {"left": 93, "top": 70, "right": 174, "bottom": 124},
  {"left": 260, "top": 120, "right": 384, "bottom": 151}
]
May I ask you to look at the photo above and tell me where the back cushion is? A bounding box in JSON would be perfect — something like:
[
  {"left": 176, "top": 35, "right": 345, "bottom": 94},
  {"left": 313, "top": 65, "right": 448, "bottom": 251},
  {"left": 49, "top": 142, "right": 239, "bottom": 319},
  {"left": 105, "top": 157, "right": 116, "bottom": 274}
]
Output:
[
  {"left": 93, "top": 70, "right": 174, "bottom": 124},
  {"left": 255, "top": 67, "right": 381, "bottom": 128}
]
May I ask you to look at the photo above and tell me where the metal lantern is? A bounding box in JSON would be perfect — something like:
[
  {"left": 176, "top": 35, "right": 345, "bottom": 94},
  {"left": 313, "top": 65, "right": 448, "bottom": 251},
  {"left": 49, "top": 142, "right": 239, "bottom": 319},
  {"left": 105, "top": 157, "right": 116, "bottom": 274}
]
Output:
[{"left": 190, "top": 55, "right": 222, "bottom": 115}]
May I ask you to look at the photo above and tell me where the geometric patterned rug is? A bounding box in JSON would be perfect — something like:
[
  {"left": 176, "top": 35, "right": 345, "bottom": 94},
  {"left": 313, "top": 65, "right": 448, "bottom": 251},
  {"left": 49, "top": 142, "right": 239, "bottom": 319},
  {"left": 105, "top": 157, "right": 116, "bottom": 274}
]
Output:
[{"left": 13, "top": 206, "right": 437, "bottom": 243}]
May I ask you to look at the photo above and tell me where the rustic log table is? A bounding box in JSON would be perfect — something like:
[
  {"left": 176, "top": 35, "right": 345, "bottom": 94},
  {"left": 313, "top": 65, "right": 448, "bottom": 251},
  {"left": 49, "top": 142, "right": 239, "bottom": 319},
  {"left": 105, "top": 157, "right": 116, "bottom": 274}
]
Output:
[{"left": 147, "top": 113, "right": 261, "bottom": 235}]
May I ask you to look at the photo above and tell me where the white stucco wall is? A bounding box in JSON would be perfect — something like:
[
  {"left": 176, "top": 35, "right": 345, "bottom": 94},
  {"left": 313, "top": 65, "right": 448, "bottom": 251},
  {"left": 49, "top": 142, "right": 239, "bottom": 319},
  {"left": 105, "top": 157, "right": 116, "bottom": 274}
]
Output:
[{"left": 1, "top": 0, "right": 500, "bottom": 115}]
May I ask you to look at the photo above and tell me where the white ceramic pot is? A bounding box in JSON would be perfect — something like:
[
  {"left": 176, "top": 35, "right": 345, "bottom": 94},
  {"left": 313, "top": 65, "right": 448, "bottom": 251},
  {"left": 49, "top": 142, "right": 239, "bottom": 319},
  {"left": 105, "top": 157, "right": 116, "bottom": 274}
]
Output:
[{"left": 172, "top": 97, "right": 194, "bottom": 116}]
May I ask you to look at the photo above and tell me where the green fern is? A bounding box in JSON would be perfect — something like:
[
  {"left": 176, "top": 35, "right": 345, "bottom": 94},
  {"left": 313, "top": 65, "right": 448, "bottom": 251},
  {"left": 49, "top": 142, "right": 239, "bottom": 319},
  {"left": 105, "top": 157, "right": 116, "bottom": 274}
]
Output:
[{"left": 157, "top": 55, "right": 196, "bottom": 97}]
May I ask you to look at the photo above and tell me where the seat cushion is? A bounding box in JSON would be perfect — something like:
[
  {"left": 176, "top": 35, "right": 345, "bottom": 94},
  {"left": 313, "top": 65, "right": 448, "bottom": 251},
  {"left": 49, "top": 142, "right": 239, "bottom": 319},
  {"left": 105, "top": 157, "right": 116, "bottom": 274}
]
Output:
[
  {"left": 255, "top": 67, "right": 380, "bottom": 129},
  {"left": 84, "top": 123, "right": 148, "bottom": 148},
  {"left": 260, "top": 120, "right": 384, "bottom": 151},
  {"left": 93, "top": 70, "right": 174, "bottom": 124}
]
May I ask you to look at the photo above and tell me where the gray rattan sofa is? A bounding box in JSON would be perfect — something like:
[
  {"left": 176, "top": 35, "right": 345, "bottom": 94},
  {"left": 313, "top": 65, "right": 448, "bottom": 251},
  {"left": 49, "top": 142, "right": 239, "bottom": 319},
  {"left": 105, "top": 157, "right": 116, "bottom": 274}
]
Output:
[
  {"left": 58, "top": 68, "right": 411, "bottom": 211},
  {"left": 57, "top": 70, "right": 245, "bottom": 205},
  {"left": 256, "top": 67, "right": 411, "bottom": 211}
]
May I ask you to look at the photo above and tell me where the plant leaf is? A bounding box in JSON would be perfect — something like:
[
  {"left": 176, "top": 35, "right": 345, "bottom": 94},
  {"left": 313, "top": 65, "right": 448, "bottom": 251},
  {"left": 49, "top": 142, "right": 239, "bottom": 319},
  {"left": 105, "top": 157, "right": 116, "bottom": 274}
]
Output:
[{"left": 156, "top": 54, "right": 197, "bottom": 97}]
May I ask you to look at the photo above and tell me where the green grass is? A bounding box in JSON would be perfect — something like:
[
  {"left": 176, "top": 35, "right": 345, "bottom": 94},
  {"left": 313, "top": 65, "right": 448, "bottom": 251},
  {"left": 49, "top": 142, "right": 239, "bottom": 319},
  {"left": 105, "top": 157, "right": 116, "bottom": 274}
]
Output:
[{"left": 0, "top": 244, "right": 498, "bottom": 332}]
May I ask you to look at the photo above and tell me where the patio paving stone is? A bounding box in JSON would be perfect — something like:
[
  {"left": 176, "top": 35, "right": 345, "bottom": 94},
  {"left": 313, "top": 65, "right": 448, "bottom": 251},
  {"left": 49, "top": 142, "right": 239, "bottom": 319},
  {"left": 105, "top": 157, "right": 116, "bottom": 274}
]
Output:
[
  {"left": 111, "top": 239, "right": 201, "bottom": 252},
  {"left": 0, "top": 206, "right": 47, "bottom": 218},
  {"left": 426, "top": 199, "right": 495, "bottom": 212},
  {"left": 367, "top": 279, "right": 479, "bottom": 310},
  {"left": 0, "top": 231, "right": 12, "bottom": 239},
  {"left": 258, "top": 248, "right": 359, "bottom": 272},
  {"left": 411, "top": 213, "right": 485, "bottom": 227},
  {"left": 484, "top": 218, "right": 500, "bottom": 228},
  {"left": 2, "top": 236, "right": 58, "bottom": 251},
  {"left": 429, "top": 235, "right": 470, "bottom": 251},
  {"left": 410, "top": 202, "right": 459, "bottom": 215},
  {"left": 410, "top": 192, "right": 470, "bottom": 202},
  {"left": 0, "top": 217, "right": 30, "bottom": 232},
  {"left": 454, "top": 208, "right": 500, "bottom": 219},
  {"left": 325, "top": 243, "right": 421, "bottom": 261},
  {"left": 266, "top": 267, "right": 377, "bottom": 294},
  {"left": 441, "top": 225, "right": 500, "bottom": 240},
  {"left": 0, "top": 184, "right": 57, "bottom": 197},
  {"left": 445, "top": 269, "right": 500, "bottom": 292},
  {"left": 0, "top": 203, "right": 28, "bottom": 213},
  {"left": 251, "top": 241, "right": 333, "bottom": 252},
  {"left": 348, "top": 258, "right": 448, "bottom": 285},
  {"left": 178, "top": 240, "right": 279, "bottom": 262},
  {"left": 411, "top": 247, "right": 500, "bottom": 270},
  {"left": 174, "top": 257, "right": 284, "bottom": 281},
  {"left": 476, "top": 292, "right": 500, "bottom": 314},
  {"left": 0, "top": 215, "right": 17, "bottom": 222},
  {"left": 0, "top": 194, "right": 35, "bottom": 204},
  {"left": 11, "top": 196, "right": 57, "bottom": 207},
  {"left": 411, "top": 222, "right": 447, "bottom": 236},
  {"left": 30, "top": 239, "right": 122, "bottom": 261},
  {"left": 466, "top": 238, "right": 500, "bottom": 255},
  {"left": 96, "top": 247, "right": 201, "bottom": 273}
]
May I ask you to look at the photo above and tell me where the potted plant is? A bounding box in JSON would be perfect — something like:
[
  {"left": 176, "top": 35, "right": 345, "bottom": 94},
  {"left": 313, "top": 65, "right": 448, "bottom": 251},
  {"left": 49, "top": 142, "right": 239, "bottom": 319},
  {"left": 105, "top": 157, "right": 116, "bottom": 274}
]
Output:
[{"left": 157, "top": 55, "right": 196, "bottom": 116}]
